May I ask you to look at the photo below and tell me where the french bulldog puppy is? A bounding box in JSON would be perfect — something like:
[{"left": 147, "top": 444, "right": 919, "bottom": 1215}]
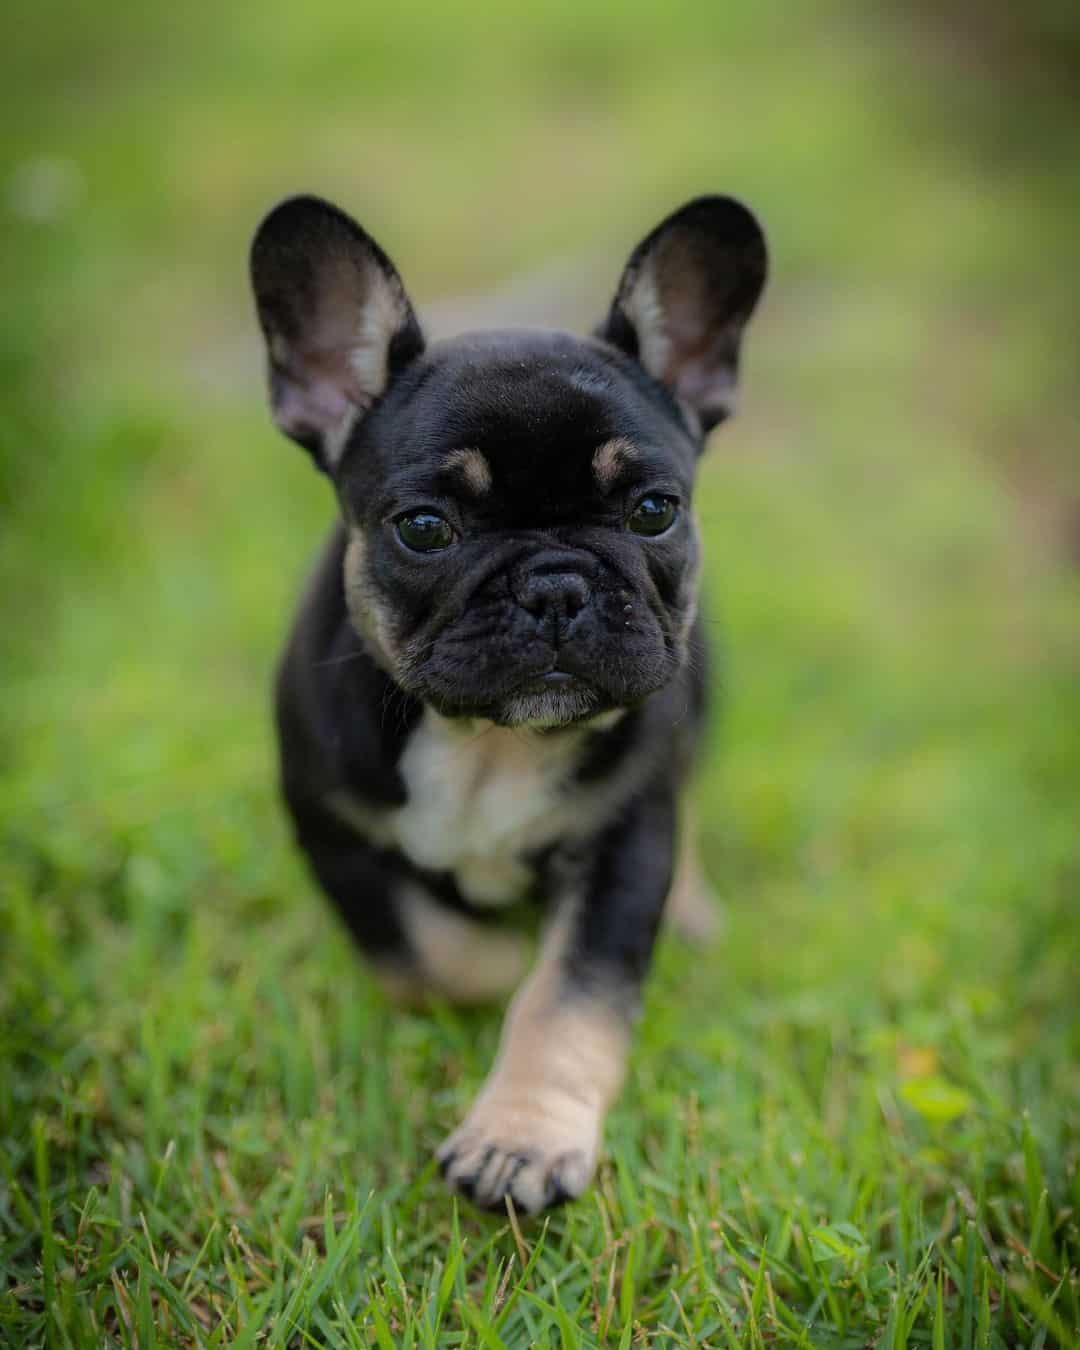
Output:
[{"left": 250, "top": 194, "right": 767, "bottom": 1213}]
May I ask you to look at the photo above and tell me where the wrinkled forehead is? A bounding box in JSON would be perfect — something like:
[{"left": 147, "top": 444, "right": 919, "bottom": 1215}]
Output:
[{"left": 362, "top": 334, "right": 694, "bottom": 507}]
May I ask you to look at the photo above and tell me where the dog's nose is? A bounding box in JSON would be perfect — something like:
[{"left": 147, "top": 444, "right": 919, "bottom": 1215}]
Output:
[{"left": 516, "top": 570, "right": 591, "bottom": 638}]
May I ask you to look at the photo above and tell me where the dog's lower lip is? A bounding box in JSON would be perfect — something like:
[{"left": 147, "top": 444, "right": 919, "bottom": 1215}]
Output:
[{"left": 510, "top": 670, "right": 586, "bottom": 697}]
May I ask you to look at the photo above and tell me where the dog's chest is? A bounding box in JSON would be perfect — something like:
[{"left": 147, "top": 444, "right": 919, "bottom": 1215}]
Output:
[{"left": 389, "top": 714, "right": 580, "bottom": 906}]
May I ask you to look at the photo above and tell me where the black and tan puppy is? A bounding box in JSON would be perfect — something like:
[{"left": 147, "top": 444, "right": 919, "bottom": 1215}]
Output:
[{"left": 249, "top": 194, "right": 767, "bottom": 1214}]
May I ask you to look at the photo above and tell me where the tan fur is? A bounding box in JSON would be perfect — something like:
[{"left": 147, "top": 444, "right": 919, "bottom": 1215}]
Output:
[
  {"left": 591, "top": 436, "right": 638, "bottom": 491},
  {"left": 343, "top": 530, "right": 402, "bottom": 673},
  {"left": 323, "top": 406, "right": 360, "bottom": 468},
  {"left": 621, "top": 260, "right": 671, "bottom": 387},
  {"left": 437, "top": 908, "right": 629, "bottom": 1211},
  {"left": 444, "top": 447, "right": 493, "bottom": 496},
  {"left": 665, "top": 808, "right": 720, "bottom": 942},
  {"left": 344, "top": 261, "right": 409, "bottom": 411},
  {"left": 377, "top": 884, "right": 530, "bottom": 1005}
]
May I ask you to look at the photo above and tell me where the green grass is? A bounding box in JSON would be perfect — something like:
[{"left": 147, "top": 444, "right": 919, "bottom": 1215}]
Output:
[{"left": 2, "top": 1, "right": 1079, "bottom": 1344}]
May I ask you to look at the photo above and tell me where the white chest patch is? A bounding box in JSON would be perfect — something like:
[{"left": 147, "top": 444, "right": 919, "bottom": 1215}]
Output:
[{"left": 388, "top": 713, "right": 582, "bottom": 906}]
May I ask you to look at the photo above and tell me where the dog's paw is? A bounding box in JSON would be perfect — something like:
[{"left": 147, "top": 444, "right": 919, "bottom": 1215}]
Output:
[{"left": 436, "top": 1094, "right": 601, "bottom": 1213}]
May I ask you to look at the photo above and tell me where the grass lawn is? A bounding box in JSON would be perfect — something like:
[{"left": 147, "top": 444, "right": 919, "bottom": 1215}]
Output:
[{"left": 2, "top": 1, "right": 1078, "bottom": 1344}]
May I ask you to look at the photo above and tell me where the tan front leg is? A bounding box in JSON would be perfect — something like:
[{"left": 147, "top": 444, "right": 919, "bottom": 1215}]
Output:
[{"left": 436, "top": 909, "right": 628, "bottom": 1213}]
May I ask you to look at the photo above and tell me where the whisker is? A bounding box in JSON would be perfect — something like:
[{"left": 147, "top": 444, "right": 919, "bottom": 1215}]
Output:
[{"left": 312, "top": 648, "right": 370, "bottom": 669}]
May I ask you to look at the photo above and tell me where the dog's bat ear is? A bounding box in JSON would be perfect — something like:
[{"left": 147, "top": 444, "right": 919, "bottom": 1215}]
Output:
[
  {"left": 250, "top": 196, "right": 424, "bottom": 473},
  {"left": 598, "top": 196, "right": 767, "bottom": 435}
]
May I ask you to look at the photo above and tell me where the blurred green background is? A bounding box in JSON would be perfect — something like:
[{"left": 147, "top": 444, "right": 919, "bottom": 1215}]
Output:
[{"left": 2, "top": 1, "right": 1078, "bottom": 1343}]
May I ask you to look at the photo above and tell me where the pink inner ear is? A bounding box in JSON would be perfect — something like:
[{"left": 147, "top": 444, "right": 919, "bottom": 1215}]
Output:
[
  {"left": 673, "top": 356, "right": 735, "bottom": 423},
  {"left": 273, "top": 381, "right": 343, "bottom": 443},
  {"left": 662, "top": 288, "right": 710, "bottom": 373},
  {"left": 660, "top": 281, "right": 734, "bottom": 414},
  {"left": 273, "top": 349, "right": 362, "bottom": 446}
]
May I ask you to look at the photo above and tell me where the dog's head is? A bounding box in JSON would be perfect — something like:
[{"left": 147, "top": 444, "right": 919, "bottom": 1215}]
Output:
[{"left": 251, "top": 195, "right": 766, "bottom": 726}]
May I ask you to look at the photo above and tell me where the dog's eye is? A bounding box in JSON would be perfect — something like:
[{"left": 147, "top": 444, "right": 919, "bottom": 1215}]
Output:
[
  {"left": 628, "top": 494, "right": 678, "bottom": 537},
  {"left": 395, "top": 511, "right": 455, "bottom": 553}
]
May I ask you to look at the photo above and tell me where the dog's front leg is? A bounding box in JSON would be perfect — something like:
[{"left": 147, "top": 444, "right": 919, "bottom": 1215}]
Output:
[{"left": 437, "top": 779, "right": 676, "bottom": 1214}]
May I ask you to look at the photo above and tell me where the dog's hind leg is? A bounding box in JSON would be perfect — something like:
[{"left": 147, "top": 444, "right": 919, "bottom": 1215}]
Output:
[
  {"left": 379, "top": 883, "right": 530, "bottom": 1007},
  {"left": 292, "top": 803, "right": 529, "bottom": 1006},
  {"left": 664, "top": 807, "right": 721, "bottom": 943}
]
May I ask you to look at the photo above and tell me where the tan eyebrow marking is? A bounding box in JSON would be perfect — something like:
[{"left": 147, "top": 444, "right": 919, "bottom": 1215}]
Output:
[
  {"left": 443, "top": 447, "right": 493, "bottom": 495},
  {"left": 592, "top": 436, "right": 638, "bottom": 491}
]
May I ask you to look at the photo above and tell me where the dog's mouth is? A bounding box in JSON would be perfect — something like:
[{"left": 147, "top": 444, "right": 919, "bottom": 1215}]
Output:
[
  {"left": 487, "top": 669, "right": 602, "bottom": 727},
  {"left": 408, "top": 664, "right": 610, "bottom": 727},
  {"left": 512, "top": 669, "right": 581, "bottom": 695},
  {"left": 421, "top": 669, "right": 603, "bottom": 728}
]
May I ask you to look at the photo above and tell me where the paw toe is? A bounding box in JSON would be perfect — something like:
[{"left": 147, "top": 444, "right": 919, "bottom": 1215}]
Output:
[
  {"left": 438, "top": 1131, "right": 594, "bottom": 1214},
  {"left": 547, "top": 1149, "right": 591, "bottom": 1202}
]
